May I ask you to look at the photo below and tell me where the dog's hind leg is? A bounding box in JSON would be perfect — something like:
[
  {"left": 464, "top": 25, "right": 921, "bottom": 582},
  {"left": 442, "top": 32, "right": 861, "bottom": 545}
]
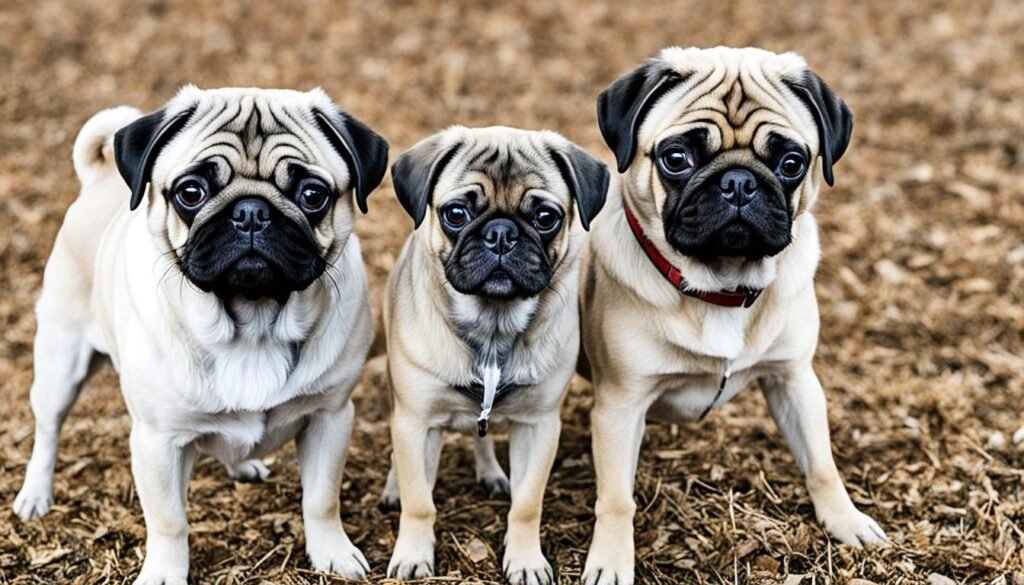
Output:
[
  {"left": 226, "top": 459, "right": 271, "bottom": 483},
  {"left": 473, "top": 434, "right": 510, "bottom": 498},
  {"left": 14, "top": 319, "right": 98, "bottom": 521}
]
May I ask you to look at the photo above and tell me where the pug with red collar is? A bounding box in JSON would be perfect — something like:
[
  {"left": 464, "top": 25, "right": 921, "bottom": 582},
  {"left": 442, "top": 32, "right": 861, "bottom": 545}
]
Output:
[{"left": 580, "top": 47, "right": 887, "bottom": 585}]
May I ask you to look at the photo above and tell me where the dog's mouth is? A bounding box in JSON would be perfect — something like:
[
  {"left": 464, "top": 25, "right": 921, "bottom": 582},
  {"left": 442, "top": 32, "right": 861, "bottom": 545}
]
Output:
[
  {"left": 479, "top": 268, "right": 516, "bottom": 298},
  {"left": 446, "top": 257, "right": 552, "bottom": 300},
  {"left": 216, "top": 252, "right": 290, "bottom": 302}
]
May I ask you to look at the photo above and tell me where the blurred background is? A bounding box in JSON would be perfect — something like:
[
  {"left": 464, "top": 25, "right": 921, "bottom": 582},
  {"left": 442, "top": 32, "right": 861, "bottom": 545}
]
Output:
[{"left": 1, "top": 0, "right": 1022, "bottom": 583}]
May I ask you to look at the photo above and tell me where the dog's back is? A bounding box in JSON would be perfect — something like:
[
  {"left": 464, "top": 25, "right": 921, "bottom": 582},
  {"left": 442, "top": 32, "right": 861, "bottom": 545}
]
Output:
[{"left": 37, "top": 108, "right": 141, "bottom": 324}]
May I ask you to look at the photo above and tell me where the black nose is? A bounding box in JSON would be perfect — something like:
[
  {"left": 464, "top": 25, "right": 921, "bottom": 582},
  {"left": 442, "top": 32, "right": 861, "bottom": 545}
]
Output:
[
  {"left": 481, "top": 218, "right": 519, "bottom": 255},
  {"left": 232, "top": 198, "right": 272, "bottom": 234},
  {"left": 719, "top": 169, "right": 758, "bottom": 207}
]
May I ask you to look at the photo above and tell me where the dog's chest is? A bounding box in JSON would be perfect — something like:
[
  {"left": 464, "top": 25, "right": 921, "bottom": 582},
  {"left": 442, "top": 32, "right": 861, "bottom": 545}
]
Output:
[
  {"left": 441, "top": 296, "right": 559, "bottom": 423},
  {"left": 183, "top": 297, "right": 317, "bottom": 413},
  {"left": 205, "top": 336, "right": 300, "bottom": 410}
]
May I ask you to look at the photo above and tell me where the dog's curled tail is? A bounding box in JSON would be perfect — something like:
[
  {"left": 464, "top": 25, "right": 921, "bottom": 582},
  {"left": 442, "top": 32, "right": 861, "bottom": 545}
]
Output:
[{"left": 72, "top": 106, "right": 143, "bottom": 186}]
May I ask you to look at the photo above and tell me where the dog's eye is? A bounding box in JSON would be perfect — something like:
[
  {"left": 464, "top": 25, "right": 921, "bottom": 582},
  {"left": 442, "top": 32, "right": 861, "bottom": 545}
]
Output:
[
  {"left": 533, "top": 206, "right": 562, "bottom": 232},
  {"left": 659, "top": 148, "right": 695, "bottom": 177},
  {"left": 297, "top": 179, "right": 331, "bottom": 214},
  {"left": 174, "top": 178, "right": 209, "bottom": 210},
  {"left": 441, "top": 204, "right": 471, "bottom": 229},
  {"left": 778, "top": 153, "right": 807, "bottom": 180}
]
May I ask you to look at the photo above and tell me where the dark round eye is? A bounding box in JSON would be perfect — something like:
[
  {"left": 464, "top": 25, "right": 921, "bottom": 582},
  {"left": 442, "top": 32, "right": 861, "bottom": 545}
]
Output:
[
  {"left": 659, "top": 148, "right": 695, "bottom": 176},
  {"left": 778, "top": 153, "right": 807, "bottom": 180},
  {"left": 174, "top": 178, "right": 208, "bottom": 210},
  {"left": 442, "top": 204, "right": 471, "bottom": 228},
  {"left": 533, "top": 206, "right": 562, "bottom": 232},
  {"left": 297, "top": 179, "right": 331, "bottom": 213}
]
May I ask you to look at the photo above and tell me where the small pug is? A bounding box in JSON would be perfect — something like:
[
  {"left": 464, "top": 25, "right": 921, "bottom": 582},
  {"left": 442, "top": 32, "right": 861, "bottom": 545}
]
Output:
[
  {"left": 580, "top": 47, "right": 886, "bottom": 584},
  {"left": 13, "top": 87, "right": 388, "bottom": 584},
  {"left": 380, "top": 126, "right": 608, "bottom": 583}
]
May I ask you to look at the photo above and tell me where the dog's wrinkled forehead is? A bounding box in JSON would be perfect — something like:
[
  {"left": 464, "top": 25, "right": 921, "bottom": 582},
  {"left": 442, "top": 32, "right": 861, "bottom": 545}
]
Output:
[
  {"left": 392, "top": 125, "right": 609, "bottom": 230},
  {"left": 152, "top": 87, "right": 348, "bottom": 197},
  {"left": 433, "top": 127, "right": 572, "bottom": 208},
  {"left": 642, "top": 47, "right": 817, "bottom": 156}
]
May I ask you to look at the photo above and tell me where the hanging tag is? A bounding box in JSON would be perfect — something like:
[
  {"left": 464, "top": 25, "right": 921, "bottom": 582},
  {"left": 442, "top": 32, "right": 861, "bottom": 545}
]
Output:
[
  {"left": 477, "top": 363, "right": 500, "bottom": 437},
  {"left": 698, "top": 359, "right": 732, "bottom": 421}
]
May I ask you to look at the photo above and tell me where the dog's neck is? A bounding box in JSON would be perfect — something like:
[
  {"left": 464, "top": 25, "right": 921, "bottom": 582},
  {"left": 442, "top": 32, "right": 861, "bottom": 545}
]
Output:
[{"left": 178, "top": 290, "right": 321, "bottom": 349}]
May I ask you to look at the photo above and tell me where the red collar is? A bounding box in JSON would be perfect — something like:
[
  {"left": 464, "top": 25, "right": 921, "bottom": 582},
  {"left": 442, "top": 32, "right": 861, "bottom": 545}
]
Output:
[{"left": 622, "top": 202, "right": 763, "bottom": 308}]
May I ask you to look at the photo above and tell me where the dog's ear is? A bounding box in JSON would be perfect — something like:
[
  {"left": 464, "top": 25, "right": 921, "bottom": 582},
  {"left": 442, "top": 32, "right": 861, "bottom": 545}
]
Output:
[
  {"left": 785, "top": 70, "right": 853, "bottom": 187},
  {"left": 313, "top": 108, "right": 389, "bottom": 213},
  {"left": 391, "top": 135, "right": 462, "bottom": 229},
  {"left": 597, "top": 60, "right": 686, "bottom": 174},
  {"left": 549, "top": 145, "right": 610, "bottom": 231},
  {"left": 114, "top": 107, "right": 195, "bottom": 211}
]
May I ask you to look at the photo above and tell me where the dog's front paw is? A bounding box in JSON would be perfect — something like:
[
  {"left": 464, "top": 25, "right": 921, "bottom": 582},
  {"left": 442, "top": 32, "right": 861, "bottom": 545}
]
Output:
[
  {"left": 387, "top": 537, "right": 435, "bottom": 580},
  {"left": 132, "top": 563, "right": 188, "bottom": 585},
  {"left": 306, "top": 530, "right": 370, "bottom": 579},
  {"left": 503, "top": 549, "right": 554, "bottom": 585},
  {"left": 819, "top": 507, "right": 888, "bottom": 547},
  {"left": 13, "top": 478, "right": 53, "bottom": 521},
  {"left": 582, "top": 531, "right": 634, "bottom": 585},
  {"left": 226, "top": 459, "right": 271, "bottom": 483}
]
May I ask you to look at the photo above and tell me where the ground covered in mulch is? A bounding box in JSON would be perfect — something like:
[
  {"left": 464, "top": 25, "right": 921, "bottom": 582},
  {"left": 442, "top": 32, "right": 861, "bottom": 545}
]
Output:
[{"left": 1, "top": 0, "right": 1023, "bottom": 583}]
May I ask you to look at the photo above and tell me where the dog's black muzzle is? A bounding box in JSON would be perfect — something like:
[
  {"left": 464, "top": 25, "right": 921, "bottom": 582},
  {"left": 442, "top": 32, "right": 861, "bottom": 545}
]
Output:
[
  {"left": 445, "top": 215, "right": 554, "bottom": 300},
  {"left": 662, "top": 158, "right": 793, "bottom": 262},
  {"left": 181, "top": 197, "right": 327, "bottom": 303}
]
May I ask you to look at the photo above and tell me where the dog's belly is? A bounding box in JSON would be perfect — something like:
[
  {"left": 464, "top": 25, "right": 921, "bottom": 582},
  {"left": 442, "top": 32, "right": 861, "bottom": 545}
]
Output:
[
  {"left": 192, "top": 413, "right": 303, "bottom": 469},
  {"left": 648, "top": 368, "right": 758, "bottom": 422},
  {"left": 186, "top": 389, "right": 342, "bottom": 467}
]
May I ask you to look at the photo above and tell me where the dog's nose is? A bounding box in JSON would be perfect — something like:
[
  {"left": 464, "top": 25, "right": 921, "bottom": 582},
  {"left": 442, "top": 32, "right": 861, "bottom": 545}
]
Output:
[
  {"left": 231, "top": 198, "right": 272, "bottom": 234},
  {"left": 719, "top": 169, "right": 758, "bottom": 207},
  {"left": 482, "top": 218, "right": 519, "bottom": 255}
]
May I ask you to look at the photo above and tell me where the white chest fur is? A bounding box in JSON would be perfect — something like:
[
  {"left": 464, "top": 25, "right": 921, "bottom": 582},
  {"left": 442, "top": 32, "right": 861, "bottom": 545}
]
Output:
[{"left": 184, "top": 297, "right": 314, "bottom": 412}]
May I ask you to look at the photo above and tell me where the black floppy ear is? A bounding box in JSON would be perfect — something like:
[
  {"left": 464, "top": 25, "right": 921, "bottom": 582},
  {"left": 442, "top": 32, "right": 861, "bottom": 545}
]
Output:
[
  {"left": 313, "top": 108, "right": 389, "bottom": 213},
  {"left": 390, "top": 135, "right": 462, "bottom": 229},
  {"left": 113, "top": 107, "right": 194, "bottom": 211},
  {"left": 596, "top": 60, "right": 686, "bottom": 173},
  {"left": 549, "top": 145, "right": 610, "bottom": 231},
  {"left": 784, "top": 70, "right": 853, "bottom": 187}
]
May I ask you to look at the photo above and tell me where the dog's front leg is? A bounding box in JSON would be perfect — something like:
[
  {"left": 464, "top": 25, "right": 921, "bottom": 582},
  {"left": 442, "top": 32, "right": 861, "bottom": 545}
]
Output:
[
  {"left": 760, "top": 366, "right": 887, "bottom": 546},
  {"left": 503, "top": 411, "right": 561, "bottom": 585},
  {"left": 130, "top": 425, "right": 196, "bottom": 585},
  {"left": 582, "top": 389, "right": 648, "bottom": 585},
  {"left": 387, "top": 404, "right": 442, "bottom": 579},
  {"left": 296, "top": 399, "right": 369, "bottom": 579}
]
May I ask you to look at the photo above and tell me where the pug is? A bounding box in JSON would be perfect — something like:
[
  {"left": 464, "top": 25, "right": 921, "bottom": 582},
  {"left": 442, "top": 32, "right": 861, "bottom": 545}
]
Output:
[
  {"left": 580, "top": 47, "right": 887, "bottom": 585},
  {"left": 380, "top": 126, "right": 608, "bottom": 584},
  {"left": 12, "top": 87, "right": 388, "bottom": 584}
]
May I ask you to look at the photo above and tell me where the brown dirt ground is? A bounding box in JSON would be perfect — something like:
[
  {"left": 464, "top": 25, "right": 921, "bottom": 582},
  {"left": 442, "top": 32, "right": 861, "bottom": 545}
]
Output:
[{"left": 1, "top": 0, "right": 1023, "bottom": 583}]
